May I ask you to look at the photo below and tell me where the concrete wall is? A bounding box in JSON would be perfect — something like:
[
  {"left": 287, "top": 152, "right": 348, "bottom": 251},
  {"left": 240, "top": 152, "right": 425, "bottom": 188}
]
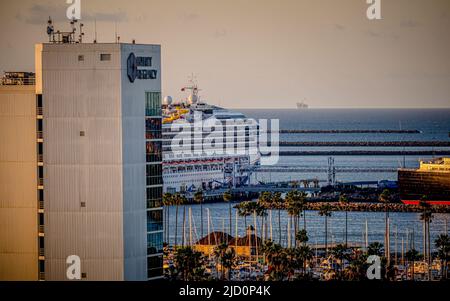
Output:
[
  {"left": 40, "top": 43, "right": 125, "bottom": 280},
  {"left": 39, "top": 43, "right": 160, "bottom": 281},
  {"left": 120, "top": 44, "right": 161, "bottom": 280},
  {"left": 0, "top": 85, "right": 38, "bottom": 280}
]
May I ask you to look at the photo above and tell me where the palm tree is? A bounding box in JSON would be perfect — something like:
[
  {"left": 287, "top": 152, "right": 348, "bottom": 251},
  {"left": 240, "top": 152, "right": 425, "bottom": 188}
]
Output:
[
  {"left": 286, "top": 203, "right": 301, "bottom": 247},
  {"left": 272, "top": 192, "right": 283, "bottom": 244},
  {"left": 286, "top": 190, "right": 305, "bottom": 247},
  {"left": 379, "top": 189, "right": 391, "bottom": 260},
  {"left": 419, "top": 198, "right": 433, "bottom": 277},
  {"left": 173, "top": 246, "right": 206, "bottom": 281},
  {"left": 213, "top": 242, "right": 232, "bottom": 280},
  {"left": 435, "top": 234, "right": 450, "bottom": 280},
  {"left": 236, "top": 201, "right": 251, "bottom": 231},
  {"left": 255, "top": 201, "right": 267, "bottom": 242},
  {"left": 299, "top": 191, "right": 308, "bottom": 230},
  {"left": 344, "top": 250, "right": 368, "bottom": 281},
  {"left": 173, "top": 193, "right": 187, "bottom": 249},
  {"left": 258, "top": 191, "right": 272, "bottom": 241},
  {"left": 261, "top": 240, "right": 286, "bottom": 280},
  {"left": 297, "top": 245, "right": 313, "bottom": 278},
  {"left": 367, "top": 242, "right": 384, "bottom": 257},
  {"left": 296, "top": 229, "right": 309, "bottom": 246},
  {"left": 331, "top": 244, "right": 348, "bottom": 279},
  {"left": 339, "top": 194, "right": 350, "bottom": 247},
  {"left": 295, "top": 230, "right": 312, "bottom": 277},
  {"left": 222, "top": 247, "right": 236, "bottom": 280},
  {"left": 223, "top": 190, "right": 232, "bottom": 238},
  {"left": 318, "top": 203, "right": 332, "bottom": 255},
  {"left": 194, "top": 190, "right": 204, "bottom": 239},
  {"left": 405, "top": 249, "right": 421, "bottom": 281},
  {"left": 163, "top": 193, "right": 173, "bottom": 244}
]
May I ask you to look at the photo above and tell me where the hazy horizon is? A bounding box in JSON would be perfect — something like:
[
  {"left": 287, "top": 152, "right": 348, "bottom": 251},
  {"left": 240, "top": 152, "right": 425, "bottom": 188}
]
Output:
[{"left": 1, "top": 0, "right": 449, "bottom": 109}]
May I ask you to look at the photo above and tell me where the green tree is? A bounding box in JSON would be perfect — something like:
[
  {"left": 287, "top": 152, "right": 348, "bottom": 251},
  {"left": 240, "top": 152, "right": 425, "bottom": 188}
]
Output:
[
  {"left": 235, "top": 201, "right": 251, "bottom": 230},
  {"left": 286, "top": 190, "right": 305, "bottom": 247},
  {"left": 194, "top": 190, "right": 204, "bottom": 239},
  {"left": 272, "top": 192, "right": 283, "bottom": 244},
  {"left": 162, "top": 193, "right": 173, "bottom": 244},
  {"left": 261, "top": 240, "right": 286, "bottom": 280},
  {"left": 297, "top": 245, "right": 313, "bottom": 277},
  {"left": 331, "top": 244, "right": 348, "bottom": 279},
  {"left": 213, "top": 242, "right": 235, "bottom": 280},
  {"left": 367, "top": 242, "right": 384, "bottom": 257},
  {"left": 223, "top": 190, "right": 233, "bottom": 239},
  {"left": 173, "top": 246, "right": 207, "bottom": 281},
  {"left": 344, "top": 251, "right": 368, "bottom": 281},
  {"left": 405, "top": 248, "right": 421, "bottom": 281},
  {"left": 258, "top": 191, "right": 272, "bottom": 241},
  {"left": 296, "top": 229, "right": 309, "bottom": 247},
  {"left": 435, "top": 234, "right": 450, "bottom": 280},
  {"left": 173, "top": 193, "right": 187, "bottom": 249},
  {"left": 379, "top": 189, "right": 391, "bottom": 260},
  {"left": 419, "top": 199, "right": 433, "bottom": 278},
  {"left": 339, "top": 194, "right": 350, "bottom": 247},
  {"left": 318, "top": 203, "right": 332, "bottom": 255}
]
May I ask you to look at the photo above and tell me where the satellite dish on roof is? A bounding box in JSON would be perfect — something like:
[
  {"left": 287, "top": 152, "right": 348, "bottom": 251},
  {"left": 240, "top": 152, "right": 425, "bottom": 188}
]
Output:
[{"left": 163, "top": 96, "right": 173, "bottom": 105}]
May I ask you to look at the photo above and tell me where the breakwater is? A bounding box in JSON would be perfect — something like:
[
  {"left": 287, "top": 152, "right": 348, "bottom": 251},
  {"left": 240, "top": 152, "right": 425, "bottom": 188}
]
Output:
[
  {"left": 273, "top": 150, "right": 450, "bottom": 156},
  {"left": 279, "top": 141, "right": 450, "bottom": 147},
  {"left": 276, "top": 129, "right": 421, "bottom": 134},
  {"left": 303, "top": 201, "right": 450, "bottom": 213}
]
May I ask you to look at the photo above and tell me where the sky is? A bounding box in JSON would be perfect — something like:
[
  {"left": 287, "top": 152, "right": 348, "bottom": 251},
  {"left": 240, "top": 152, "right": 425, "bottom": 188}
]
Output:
[{"left": 0, "top": 0, "right": 449, "bottom": 108}]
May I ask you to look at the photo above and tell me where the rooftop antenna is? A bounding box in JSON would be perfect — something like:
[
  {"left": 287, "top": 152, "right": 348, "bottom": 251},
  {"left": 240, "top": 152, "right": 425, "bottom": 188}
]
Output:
[
  {"left": 70, "top": 18, "right": 77, "bottom": 34},
  {"left": 47, "top": 17, "right": 54, "bottom": 42},
  {"left": 78, "top": 22, "right": 84, "bottom": 43},
  {"left": 93, "top": 19, "right": 97, "bottom": 43},
  {"left": 115, "top": 22, "right": 118, "bottom": 43}
]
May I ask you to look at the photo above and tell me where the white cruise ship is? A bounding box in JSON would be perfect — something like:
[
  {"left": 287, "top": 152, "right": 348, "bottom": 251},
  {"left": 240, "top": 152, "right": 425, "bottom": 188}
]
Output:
[{"left": 161, "top": 80, "right": 260, "bottom": 193}]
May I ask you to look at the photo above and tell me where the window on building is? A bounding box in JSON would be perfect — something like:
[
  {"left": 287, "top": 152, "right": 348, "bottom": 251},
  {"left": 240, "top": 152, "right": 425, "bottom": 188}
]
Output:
[
  {"left": 147, "top": 232, "right": 163, "bottom": 255},
  {"left": 146, "top": 164, "right": 162, "bottom": 186},
  {"left": 78, "top": 55, "right": 84, "bottom": 61},
  {"left": 147, "top": 255, "right": 163, "bottom": 278},
  {"left": 146, "top": 141, "right": 162, "bottom": 162},
  {"left": 145, "top": 92, "right": 161, "bottom": 116},
  {"left": 147, "top": 186, "right": 163, "bottom": 208},
  {"left": 145, "top": 118, "right": 162, "bottom": 139},
  {"left": 147, "top": 210, "right": 163, "bottom": 232},
  {"left": 100, "top": 53, "right": 111, "bottom": 61}
]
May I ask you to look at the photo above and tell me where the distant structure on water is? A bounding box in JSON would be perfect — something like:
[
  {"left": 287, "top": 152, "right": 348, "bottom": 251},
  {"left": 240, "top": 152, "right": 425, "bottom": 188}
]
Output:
[{"left": 296, "top": 100, "right": 309, "bottom": 109}]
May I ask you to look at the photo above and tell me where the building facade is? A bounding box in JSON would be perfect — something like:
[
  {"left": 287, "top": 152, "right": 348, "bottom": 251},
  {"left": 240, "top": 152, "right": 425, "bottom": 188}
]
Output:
[
  {"left": 0, "top": 42, "right": 163, "bottom": 280},
  {"left": 0, "top": 81, "right": 39, "bottom": 280}
]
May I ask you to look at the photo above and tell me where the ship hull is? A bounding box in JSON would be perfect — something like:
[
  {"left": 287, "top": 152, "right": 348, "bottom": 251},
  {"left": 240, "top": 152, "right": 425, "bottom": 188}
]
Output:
[
  {"left": 398, "top": 169, "right": 450, "bottom": 205},
  {"left": 401, "top": 200, "right": 450, "bottom": 206}
]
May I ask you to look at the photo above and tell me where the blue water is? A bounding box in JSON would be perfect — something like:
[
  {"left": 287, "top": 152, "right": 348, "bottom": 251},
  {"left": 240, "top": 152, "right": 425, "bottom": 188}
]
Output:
[
  {"left": 239, "top": 108, "right": 450, "bottom": 183},
  {"left": 166, "top": 109, "right": 450, "bottom": 252},
  {"left": 167, "top": 203, "right": 450, "bottom": 253}
]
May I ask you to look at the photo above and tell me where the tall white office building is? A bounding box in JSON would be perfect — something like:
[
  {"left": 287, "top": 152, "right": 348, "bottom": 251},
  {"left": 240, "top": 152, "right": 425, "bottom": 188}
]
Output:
[{"left": 34, "top": 42, "right": 163, "bottom": 280}]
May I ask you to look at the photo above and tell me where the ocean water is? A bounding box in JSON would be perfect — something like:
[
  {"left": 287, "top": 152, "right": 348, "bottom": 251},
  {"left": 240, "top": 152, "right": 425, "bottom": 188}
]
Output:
[
  {"left": 240, "top": 108, "right": 450, "bottom": 183},
  {"left": 167, "top": 204, "right": 449, "bottom": 253},
  {"left": 166, "top": 109, "right": 450, "bottom": 252}
]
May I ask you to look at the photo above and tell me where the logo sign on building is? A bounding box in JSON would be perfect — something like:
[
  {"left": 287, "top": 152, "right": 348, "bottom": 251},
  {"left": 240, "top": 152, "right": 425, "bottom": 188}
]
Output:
[{"left": 127, "top": 53, "right": 158, "bottom": 83}]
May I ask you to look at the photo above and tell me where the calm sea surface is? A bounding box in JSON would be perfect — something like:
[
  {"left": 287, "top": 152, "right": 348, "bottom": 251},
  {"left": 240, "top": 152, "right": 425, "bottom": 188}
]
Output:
[
  {"left": 241, "top": 108, "right": 450, "bottom": 183},
  {"left": 167, "top": 109, "right": 450, "bottom": 252}
]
